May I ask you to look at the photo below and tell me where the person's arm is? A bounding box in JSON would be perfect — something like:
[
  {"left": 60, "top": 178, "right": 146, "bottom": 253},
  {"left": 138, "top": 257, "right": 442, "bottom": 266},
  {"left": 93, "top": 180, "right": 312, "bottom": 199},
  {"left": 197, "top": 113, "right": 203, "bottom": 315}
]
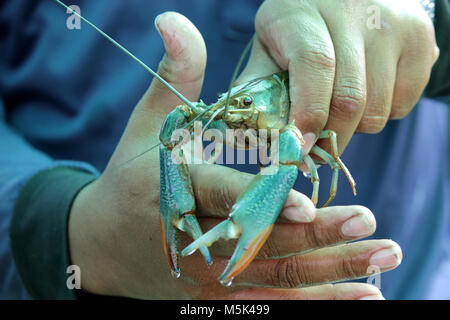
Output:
[{"left": 0, "top": 97, "right": 99, "bottom": 299}]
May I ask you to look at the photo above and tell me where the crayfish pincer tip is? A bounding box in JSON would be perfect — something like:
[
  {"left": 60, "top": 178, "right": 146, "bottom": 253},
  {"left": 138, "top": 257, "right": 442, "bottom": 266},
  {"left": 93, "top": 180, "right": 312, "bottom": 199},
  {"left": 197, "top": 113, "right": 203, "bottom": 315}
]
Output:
[
  {"left": 199, "top": 246, "right": 213, "bottom": 266},
  {"left": 171, "top": 269, "right": 181, "bottom": 279},
  {"left": 181, "top": 247, "right": 196, "bottom": 257},
  {"left": 205, "top": 255, "right": 213, "bottom": 266},
  {"left": 219, "top": 277, "right": 234, "bottom": 287}
]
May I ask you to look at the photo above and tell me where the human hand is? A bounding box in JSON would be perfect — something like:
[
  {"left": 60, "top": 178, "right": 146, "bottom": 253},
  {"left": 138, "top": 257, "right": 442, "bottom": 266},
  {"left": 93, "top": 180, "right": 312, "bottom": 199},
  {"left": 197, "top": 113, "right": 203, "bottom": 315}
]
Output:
[
  {"left": 238, "top": 0, "right": 440, "bottom": 154},
  {"left": 68, "top": 12, "right": 401, "bottom": 300}
]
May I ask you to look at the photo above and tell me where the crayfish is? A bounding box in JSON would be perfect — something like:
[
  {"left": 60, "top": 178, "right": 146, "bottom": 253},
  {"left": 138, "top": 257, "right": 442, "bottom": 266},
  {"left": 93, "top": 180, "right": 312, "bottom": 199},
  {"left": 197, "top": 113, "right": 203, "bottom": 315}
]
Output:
[{"left": 159, "top": 71, "right": 357, "bottom": 285}]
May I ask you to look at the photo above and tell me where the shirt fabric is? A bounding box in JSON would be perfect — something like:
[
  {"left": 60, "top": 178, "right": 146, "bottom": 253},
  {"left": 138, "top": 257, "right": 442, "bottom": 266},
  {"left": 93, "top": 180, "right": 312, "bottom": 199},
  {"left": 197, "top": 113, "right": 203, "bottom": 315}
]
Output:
[{"left": 0, "top": 0, "right": 449, "bottom": 299}]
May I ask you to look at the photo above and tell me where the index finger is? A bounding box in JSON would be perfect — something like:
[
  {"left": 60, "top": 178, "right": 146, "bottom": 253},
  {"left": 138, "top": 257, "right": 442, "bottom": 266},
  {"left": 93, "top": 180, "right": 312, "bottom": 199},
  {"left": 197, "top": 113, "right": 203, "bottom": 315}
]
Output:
[
  {"left": 256, "top": 10, "right": 336, "bottom": 152},
  {"left": 188, "top": 163, "right": 316, "bottom": 223}
]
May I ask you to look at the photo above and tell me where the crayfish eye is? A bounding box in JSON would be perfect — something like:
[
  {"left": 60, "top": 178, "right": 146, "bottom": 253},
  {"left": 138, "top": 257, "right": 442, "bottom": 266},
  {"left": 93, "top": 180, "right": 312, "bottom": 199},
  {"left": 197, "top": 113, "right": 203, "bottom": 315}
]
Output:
[{"left": 242, "top": 96, "right": 253, "bottom": 106}]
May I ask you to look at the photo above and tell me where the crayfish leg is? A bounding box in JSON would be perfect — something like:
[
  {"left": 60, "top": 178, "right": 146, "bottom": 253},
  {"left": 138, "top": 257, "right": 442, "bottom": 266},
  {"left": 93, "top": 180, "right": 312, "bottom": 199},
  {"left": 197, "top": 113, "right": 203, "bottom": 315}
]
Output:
[
  {"left": 159, "top": 143, "right": 212, "bottom": 278},
  {"left": 218, "top": 224, "right": 273, "bottom": 286}
]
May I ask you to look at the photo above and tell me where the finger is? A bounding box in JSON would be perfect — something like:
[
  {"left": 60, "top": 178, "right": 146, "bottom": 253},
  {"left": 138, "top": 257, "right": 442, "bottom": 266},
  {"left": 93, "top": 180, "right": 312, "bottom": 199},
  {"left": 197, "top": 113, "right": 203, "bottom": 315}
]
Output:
[
  {"left": 229, "top": 283, "right": 384, "bottom": 300},
  {"left": 131, "top": 11, "right": 207, "bottom": 136},
  {"left": 235, "top": 39, "right": 281, "bottom": 85},
  {"left": 232, "top": 239, "right": 402, "bottom": 288},
  {"left": 149, "top": 11, "right": 206, "bottom": 105},
  {"left": 180, "top": 239, "right": 401, "bottom": 288},
  {"left": 390, "top": 18, "right": 439, "bottom": 119},
  {"left": 255, "top": 8, "right": 336, "bottom": 152},
  {"left": 199, "top": 205, "right": 376, "bottom": 258},
  {"left": 318, "top": 29, "right": 366, "bottom": 154},
  {"left": 189, "top": 163, "right": 316, "bottom": 223},
  {"left": 357, "top": 44, "right": 398, "bottom": 133}
]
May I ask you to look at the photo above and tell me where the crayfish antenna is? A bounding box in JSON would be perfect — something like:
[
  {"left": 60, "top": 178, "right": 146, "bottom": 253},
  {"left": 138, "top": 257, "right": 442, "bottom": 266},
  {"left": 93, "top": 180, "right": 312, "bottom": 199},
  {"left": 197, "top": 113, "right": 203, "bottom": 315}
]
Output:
[{"left": 53, "top": 0, "right": 196, "bottom": 110}]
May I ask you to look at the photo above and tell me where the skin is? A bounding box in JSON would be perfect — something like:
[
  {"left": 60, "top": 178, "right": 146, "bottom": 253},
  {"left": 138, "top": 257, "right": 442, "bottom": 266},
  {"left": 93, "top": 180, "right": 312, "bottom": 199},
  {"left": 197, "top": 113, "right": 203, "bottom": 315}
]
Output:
[
  {"left": 68, "top": 12, "right": 404, "bottom": 300},
  {"left": 237, "top": 0, "right": 440, "bottom": 155}
]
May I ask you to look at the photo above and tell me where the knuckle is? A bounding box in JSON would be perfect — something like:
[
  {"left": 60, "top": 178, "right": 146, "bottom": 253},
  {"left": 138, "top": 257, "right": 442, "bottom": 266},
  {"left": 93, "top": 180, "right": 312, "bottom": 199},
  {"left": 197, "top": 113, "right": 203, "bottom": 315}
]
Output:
[
  {"left": 302, "top": 222, "right": 340, "bottom": 249},
  {"left": 294, "top": 105, "right": 329, "bottom": 130},
  {"left": 273, "top": 257, "right": 311, "bottom": 288},
  {"left": 412, "top": 13, "right": 434, "bottom": 35},
  {"left": 404, "top": 17, "right": 437, "bottom": 63},
  {"left": 297, "top": 46, "right": 336, "bottom": 71},
  {"left": 411, "top": 15, "right": 429, "bottom": 31},
  {"left": 157, "top": 56, "right": 178, "bottom": 82},
  {"left": 331, "top": 83, "right": 366, "bottom": 119},
  {"left": 157, "top": 54, "right": 202, "bottom": 85},
  {"left": 338, "top": 253, "right": 361, "bottom": 280},
  {"left": 258, "top": 237, "right": 281, "bottom": 259}
]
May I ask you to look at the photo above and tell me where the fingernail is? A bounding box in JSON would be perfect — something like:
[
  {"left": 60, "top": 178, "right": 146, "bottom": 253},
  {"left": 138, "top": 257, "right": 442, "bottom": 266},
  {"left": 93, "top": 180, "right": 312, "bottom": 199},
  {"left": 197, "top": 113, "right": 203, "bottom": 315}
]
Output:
[
  {"left": 302, "top": 132, "right": 317, "bottom": 155},
  {"left": 359, "top": 294, "right": 384, "bottom": 300},
  {"left": 369, "top": 246, "right": 402, "bottom": 270},
  {"left": 283, "top": 206, "right": 313, "bottom": 223},
  {"left": 341, "top": 214, "right": 373, "bottom": 237},
  {"left": 154, "top": 14, "right": 162, "bottom": 34}
]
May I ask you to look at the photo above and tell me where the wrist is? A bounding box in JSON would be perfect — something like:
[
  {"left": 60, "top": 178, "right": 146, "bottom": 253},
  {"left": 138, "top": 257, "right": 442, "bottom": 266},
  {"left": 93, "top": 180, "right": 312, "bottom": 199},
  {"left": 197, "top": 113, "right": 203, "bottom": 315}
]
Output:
[
  {"left": 68, "top": 180, "right": 100, "bottom": 294},
  {"left": 68, "top": 178, "right": 119, "bottom": 297}
]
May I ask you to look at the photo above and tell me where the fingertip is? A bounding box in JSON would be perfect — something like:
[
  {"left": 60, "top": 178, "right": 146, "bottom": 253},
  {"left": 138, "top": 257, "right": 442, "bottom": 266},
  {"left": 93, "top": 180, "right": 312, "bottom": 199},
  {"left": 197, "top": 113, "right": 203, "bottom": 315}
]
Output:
[
  {"left": 326, "top": 283, "right": 384, "bottom": 300},
  {"left": 387, "top": 240, "right": 403, "bottom": 263},
  {"left": 354, "top": 205, "right": 377, "bottom": 231},
  {"left": 302, "top": 132, "right": 317, "bottom": 155},
  {"left": 141, "top": 11, "right": 207, "bottom": 109},
  {"left": 154, "top": 11, "right": 206, "bottom": 77},
  {"left": 360, "top": 286, "right": 384, "bottom": 300},
  {"left": 154, "top": 14, "right": 161, "bottom": 34},
  {"left": 282, "top": 191, "right": 316, "bottom": 223}
]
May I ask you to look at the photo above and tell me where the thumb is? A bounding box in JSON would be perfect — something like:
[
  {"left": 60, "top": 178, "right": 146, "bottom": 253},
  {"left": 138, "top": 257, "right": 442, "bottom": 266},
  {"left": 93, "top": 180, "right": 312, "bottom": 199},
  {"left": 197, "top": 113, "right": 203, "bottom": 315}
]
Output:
[
  {"left": 110, "top": 12, "right": 206, "bottom": 166},
  {"left": 137, "top": 11, "right": 207, "bottom": 120}
]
